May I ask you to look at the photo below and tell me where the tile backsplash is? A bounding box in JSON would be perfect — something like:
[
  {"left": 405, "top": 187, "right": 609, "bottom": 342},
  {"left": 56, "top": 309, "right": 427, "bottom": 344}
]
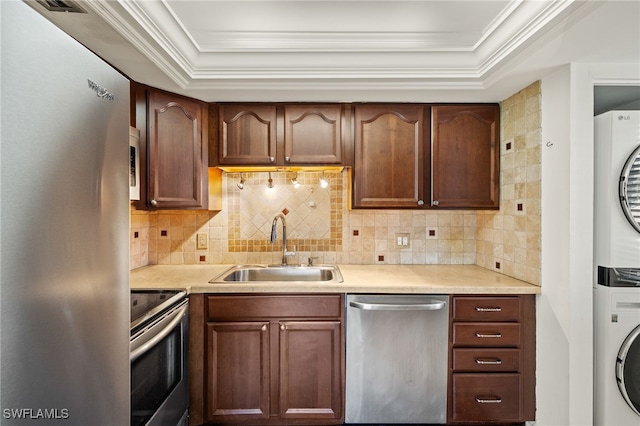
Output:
[
  {"left": 130, "top": 172, "right": 478, "bottom": 268},
  {"left": 130, "top": 81, "right": 541, "bottom": 285},
  {"left": 227, "top": 171, "right": 342, "bottom": 254},
  {"left": 476, "top": 81, "right": 541, "bottom": 285}
]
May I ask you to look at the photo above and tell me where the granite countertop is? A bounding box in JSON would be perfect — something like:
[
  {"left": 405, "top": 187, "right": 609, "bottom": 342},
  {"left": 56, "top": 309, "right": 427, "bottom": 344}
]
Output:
[{"left": 130, "top": 264, "right": 540, "bottom": 294}]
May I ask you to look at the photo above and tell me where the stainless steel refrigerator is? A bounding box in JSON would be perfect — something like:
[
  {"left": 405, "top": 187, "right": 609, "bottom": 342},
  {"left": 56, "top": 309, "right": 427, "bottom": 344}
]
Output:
[{"left": 1, "top": 2, "right": 130, "bottom": 424}]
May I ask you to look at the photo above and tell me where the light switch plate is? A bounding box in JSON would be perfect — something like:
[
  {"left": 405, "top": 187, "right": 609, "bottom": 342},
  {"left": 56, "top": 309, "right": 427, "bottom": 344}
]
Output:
[{"left": 197, "top": 233, "right": 208, "bottom": 250}]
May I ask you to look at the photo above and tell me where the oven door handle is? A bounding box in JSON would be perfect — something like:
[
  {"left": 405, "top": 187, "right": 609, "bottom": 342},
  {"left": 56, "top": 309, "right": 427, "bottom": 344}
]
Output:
[{"left": 130, "top": 302, "right": 188, "bottom": 362}]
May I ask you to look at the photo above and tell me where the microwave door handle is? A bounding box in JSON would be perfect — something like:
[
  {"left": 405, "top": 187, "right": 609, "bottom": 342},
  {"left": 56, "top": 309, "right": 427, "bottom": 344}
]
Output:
[
  {"left": 349, "top": 300, "right": 446, "bottom": 311},
  {"left": 130, "top": 304, "right": 187, "bottom": 362}
]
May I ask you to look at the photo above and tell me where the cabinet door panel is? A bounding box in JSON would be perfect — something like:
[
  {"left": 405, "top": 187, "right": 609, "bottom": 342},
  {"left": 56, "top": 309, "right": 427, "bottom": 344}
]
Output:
[
  {"left": 432, "top": 105, "right": 499, "bottom": 209},
  {"left": 452, "top": 348, "right": 520, "bottom": 372},
  {"left": 279, "top": 321, "right": 342, "bottom": 420},
  {"left": 219, "top": 105, "right": 277, "bottom": 165},
  {"left": 284, "top": 105, "right": 342, "bottom": 164},
  {"left": 451, "top": 374, "right": 521, "bottom": 422},
  {"left": 148, "top": 90, "right": 207, "bottom": 209},
  {"left": 206, "top": 294, "right": 343, "bottom": 321},
  {"left": 452, "top": 296, "right": 521, "bottom": 321},
  {"left": 205, "top": 322, "right": 270, "bottom": 422},
  {"left": 452, "top": 322, "right": 521, "bottom": 347},
  {"left": 354, "top": 105, "right": 426, "bottom": 208}
]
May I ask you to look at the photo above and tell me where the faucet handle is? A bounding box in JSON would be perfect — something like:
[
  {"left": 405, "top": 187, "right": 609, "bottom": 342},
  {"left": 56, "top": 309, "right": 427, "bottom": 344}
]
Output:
[{"left": 307, "top": 256, "right": 319, "bottom": 266}]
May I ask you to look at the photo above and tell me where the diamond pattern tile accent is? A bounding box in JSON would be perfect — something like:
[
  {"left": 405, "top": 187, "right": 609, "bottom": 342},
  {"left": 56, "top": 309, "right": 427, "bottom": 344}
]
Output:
[{"left": 228, "top": 171, "right": 341, "bottom": 252}]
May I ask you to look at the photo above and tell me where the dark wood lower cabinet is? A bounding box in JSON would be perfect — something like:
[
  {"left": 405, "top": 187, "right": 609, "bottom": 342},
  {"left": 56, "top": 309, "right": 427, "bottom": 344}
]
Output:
[
  {"left": 190, "top": 294, "right": 344, "bottom": 426},
  {"left": 205, "top": 321, "right": 270, "bottom": 421},
  {"left": 451, "top": 374, "right": 522, "bottom": 423},
  {"left": 279, "top": 321, "right": 342, "bottom": 420},
  {"left": 448, "top": 295, "right": 536, "bottom": 425},
  {"left": 189, "top": 293, "right": 534, "bottom": 426}
]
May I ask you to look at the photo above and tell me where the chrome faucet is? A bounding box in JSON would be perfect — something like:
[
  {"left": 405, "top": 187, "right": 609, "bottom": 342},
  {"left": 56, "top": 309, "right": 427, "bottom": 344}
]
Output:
[{"left": 270, "top": 213, "right": 295, "bottom": 265}]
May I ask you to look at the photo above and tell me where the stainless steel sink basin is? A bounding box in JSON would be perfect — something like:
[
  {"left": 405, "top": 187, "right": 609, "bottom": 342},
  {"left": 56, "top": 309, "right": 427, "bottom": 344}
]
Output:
[{"left": 210, "top": 264, "right": 343, "bottom": 283}]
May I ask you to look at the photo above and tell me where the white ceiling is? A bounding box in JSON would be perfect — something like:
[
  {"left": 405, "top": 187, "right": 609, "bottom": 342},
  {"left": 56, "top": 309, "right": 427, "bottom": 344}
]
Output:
[{"left": 29, "top": 0, "right": 640, "bottom": 103}]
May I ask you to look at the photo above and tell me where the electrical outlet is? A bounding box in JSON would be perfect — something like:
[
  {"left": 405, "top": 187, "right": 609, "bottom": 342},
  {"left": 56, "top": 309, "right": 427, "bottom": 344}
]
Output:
[
  {"left": 197, "top": 233, "right": 208, "bottom": 250},
  {"left": 395, "top": 233, "right": 410, "bottom": 247}
]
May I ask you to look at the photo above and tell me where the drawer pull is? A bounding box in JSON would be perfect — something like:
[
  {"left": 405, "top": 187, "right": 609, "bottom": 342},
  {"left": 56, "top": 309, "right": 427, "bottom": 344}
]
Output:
[
  {"left": 475, "top": 332, "right": 502, "bottom": 338},
  {"left": 475, "top": 358, "right": 502, "bottom": 365},
  {"left": 475, "top": 306, "right": 502, "bottom": 312},
  {"left": 475, "top": 396, "right": 502, "bottom": 404}
]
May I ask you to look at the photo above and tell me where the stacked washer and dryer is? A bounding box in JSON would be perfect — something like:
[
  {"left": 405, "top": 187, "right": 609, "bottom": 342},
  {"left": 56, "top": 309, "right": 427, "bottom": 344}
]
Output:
[{"left": 594, "top": 110, "right": 640, "bottom": 425}]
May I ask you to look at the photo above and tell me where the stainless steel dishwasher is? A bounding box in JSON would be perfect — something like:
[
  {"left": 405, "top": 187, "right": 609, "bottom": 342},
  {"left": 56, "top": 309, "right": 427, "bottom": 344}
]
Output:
[{"left": 345, "top": 294, "right": 449, "bottom": 424}]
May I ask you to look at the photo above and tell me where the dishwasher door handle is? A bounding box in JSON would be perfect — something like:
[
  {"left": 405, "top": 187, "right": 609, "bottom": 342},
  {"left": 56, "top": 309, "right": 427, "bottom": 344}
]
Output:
[{"left": 349, "top": 300, "right": 446, "bottom": 311}]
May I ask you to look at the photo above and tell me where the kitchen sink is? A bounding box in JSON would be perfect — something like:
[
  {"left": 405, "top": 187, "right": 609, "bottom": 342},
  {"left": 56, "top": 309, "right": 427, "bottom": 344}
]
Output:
[{"left": 210, "top": 264, "right": 343, "bottom": 283}]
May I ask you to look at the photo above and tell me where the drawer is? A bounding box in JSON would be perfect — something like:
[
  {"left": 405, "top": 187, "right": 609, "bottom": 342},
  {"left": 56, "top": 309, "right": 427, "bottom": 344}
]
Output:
[
  {"left": 451, "top": 373, "right": 522, "bottom": 422},
  {"left": 206, "top": 294, "right": 343, "bottom": 321},
  {"left": 452, "top": 296, "right": 521, "bottom": 321},
  {"left": 452, "top": 323, "right": 521, "bottom": 347},
  {"left": 452, "top": 348, "right": 520, "bottom": 372}
]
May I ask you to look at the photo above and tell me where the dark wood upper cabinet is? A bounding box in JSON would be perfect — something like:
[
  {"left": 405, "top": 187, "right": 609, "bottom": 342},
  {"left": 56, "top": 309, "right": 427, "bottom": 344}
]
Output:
[
  {"left": 284, "top": 105, "right": 344, "bottom": 164},
  {"left": 218, "top": 104, "right": 277, "bottom": 165},
  {"left": 353, "top": 103, "right": 500, "bottom": 210},
  {"left": 431, "top": 105, "right": 500, "bottom": 209},
  {"left": 131, "top": 83, "right": 210, "bottom": 210},
  {"left": 146, "top": 89, "right": 208, "bottom": 210},
  {"left": 215, "top": 104, "right": 350, "bottom": 166},
  {"left": 353, "top": 104, "right": 428, "bottom": 208}
]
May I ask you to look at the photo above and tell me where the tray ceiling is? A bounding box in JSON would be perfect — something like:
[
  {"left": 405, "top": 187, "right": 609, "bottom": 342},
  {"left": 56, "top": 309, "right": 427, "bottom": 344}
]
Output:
[{"left": 27, "top": 0, "right": 640, "bottom": 102}]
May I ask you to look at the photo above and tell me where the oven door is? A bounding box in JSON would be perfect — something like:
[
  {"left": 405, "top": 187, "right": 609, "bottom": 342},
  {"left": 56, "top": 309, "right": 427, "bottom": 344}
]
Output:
[{"left": 130, "top": 299, "right": 189, "bottom": 426}]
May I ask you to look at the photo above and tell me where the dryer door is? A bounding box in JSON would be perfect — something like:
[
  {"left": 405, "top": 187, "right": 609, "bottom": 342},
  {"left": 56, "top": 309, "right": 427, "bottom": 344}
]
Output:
[
  {"left": 619, "top": 144, "right": 640, "bottom": 233},
  {"left": 616, "top": 324, "right": 640, "bottom": 416}
]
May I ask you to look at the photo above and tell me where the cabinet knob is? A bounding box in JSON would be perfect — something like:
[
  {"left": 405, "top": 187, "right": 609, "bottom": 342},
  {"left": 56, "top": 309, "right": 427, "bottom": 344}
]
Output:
[
  {"left": 432, "top": 200, "right": 439, "bottom": 206},
  {"left": 280, "top": 324, "right": 285, "bottom": 331},
  {"left": 261, "top": 324, "right": 267, "bottom": 332},
  {"left": 417, "top": 200, "right": 424, "bottom": 206},
  {"left": 285, "top": 156, "right": 290, "bottom": 162},
  {"left": 150, "top": 199, "right": 158, "bottom": 207},
  {"left": 269, "top": 156, "right": 275, "bottom": 163}
]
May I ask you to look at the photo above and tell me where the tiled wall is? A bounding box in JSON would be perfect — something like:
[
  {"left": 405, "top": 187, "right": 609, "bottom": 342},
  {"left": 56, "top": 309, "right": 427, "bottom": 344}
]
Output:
[
  {"left": 476, "top": 81, "right": 542, "bottom": 285},
  {"left": 131, "top": 172, "right": 478, "bottom": 268},
  {"left": 227, "top": 171, "right": 342, "bottom": 254},
  {"left": 130, "top": 81, "right": 541, "bottom": 285}
]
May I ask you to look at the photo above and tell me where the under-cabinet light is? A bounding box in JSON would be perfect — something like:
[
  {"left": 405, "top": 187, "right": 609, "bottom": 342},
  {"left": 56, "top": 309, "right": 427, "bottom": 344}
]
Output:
[
  {"left": 291, "top": 173, "right": 301, "bottom": 189},
  {"left": 320, "top": 171, "right": 329, "bottom": 189}
]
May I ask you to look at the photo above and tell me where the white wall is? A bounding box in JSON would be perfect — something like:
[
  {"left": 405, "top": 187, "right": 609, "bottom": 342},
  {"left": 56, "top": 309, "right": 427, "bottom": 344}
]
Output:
[
  {"left": 540, "top": 66, "right": 572, "bottom": 425},
  {"left": 539, "top": 63, "right": 640, "bottom": 425}
]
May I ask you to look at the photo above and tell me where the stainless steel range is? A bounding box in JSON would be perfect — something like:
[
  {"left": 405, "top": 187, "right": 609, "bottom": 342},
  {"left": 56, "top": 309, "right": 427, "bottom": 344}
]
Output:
[{"left": 130, "top": 289, "right": 189, "bottom": 426}]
